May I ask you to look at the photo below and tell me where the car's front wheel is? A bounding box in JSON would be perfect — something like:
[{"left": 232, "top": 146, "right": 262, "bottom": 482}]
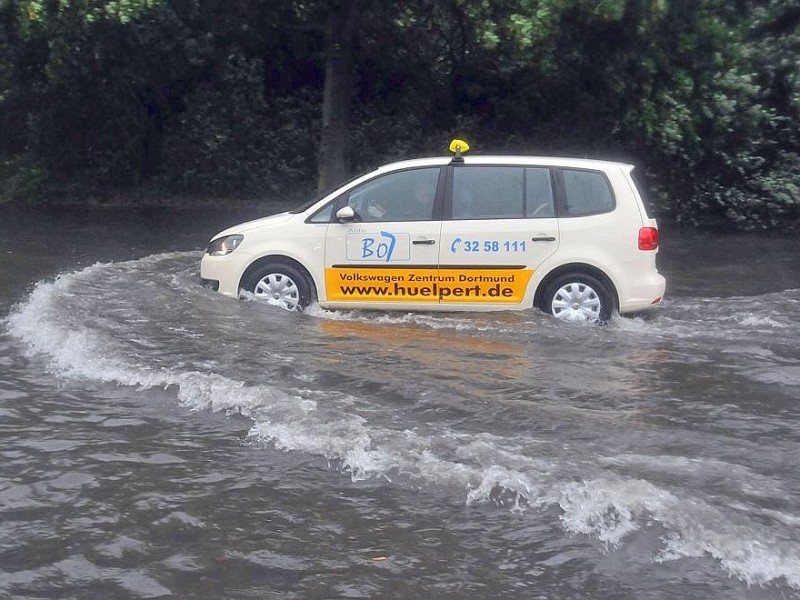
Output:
[
  {"left": 542, "top": 273, "right": 614, "bottom": 323},
  {"left": 242, "top": 262, "right": 312, "bottom": 312}
]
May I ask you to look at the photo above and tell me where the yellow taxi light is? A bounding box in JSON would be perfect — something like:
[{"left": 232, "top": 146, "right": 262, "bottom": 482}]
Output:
[{"left": 448, "top": 139, "right": 470, "bottom": 154}]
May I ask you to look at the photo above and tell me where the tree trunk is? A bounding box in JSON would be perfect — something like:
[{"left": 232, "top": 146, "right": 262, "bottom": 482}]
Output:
[{"left": 317, "top": 0, "right": 359, "bottom": 194}]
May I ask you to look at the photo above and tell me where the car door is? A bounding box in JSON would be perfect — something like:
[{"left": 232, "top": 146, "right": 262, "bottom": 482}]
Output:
[
  {"left": 438, "top": 164, "right": 560, "bottom": 308},
  {"left": 323, "top": 166, "right": 444, "bottom": 308}
]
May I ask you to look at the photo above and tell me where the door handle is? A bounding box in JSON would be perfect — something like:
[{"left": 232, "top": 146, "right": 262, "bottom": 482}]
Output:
[
  {"left": 531, "top": 236, "right": 556, "bottom": 242},
  {"left": 412, "top": 239, "right": 436, "bottom": 245}
]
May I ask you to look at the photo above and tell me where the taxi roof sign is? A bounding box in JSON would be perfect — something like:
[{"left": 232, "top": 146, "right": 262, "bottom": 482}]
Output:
[
  {"left": 449, "top": 139, "right": 470, "bottom": 154},
  {"left": 449, "top": 139, "right": 470, "bottom": 163}
]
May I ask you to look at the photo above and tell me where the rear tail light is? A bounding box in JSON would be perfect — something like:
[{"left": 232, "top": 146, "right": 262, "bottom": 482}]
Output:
[{"left": 638, "top": 227, "right": 660, "bottom": 251}]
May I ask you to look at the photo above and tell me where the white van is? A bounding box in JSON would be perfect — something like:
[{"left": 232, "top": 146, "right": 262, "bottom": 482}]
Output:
[{"left": 201, "top": 141, "right": 665, "bottom": 322}]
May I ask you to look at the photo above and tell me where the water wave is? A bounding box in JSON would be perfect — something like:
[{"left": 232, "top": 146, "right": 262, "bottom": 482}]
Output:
[{"left": 4, "top": 254, "right": 800, "bottom": 590}]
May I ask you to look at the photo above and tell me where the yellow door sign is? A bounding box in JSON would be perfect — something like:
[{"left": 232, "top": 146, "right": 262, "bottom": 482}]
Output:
[{"left": 325, "top": 268, "right": 533, "bottom": 303}]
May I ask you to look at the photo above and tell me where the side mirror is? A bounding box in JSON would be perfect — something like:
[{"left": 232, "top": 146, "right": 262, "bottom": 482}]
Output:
[{"left": 336, "top": 206, "right": 356, "bottom": 222}]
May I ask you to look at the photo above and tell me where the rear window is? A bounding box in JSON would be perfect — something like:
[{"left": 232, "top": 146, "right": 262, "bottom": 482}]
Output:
[{"left": 562, "top": 169, "right": 614, "bottom": 216}]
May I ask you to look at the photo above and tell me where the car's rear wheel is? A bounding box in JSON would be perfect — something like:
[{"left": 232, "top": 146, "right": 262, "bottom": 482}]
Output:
[
  {"left": 542, "top": 273, "right": 614, "bottom": 323},
  {"left": 243, "top": 262, "right": 312, "bottom": 312}
]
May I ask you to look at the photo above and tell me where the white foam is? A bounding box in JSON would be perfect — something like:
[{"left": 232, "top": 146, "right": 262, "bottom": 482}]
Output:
[
  {"left": 658, "top": 530, "right": 800, "bottom": 588},
  {"left": 5, "top": 260, "right": 800, "bottom": 591},
  {"left": 736, "top": 314, "right": 788, "bottom": 328}
]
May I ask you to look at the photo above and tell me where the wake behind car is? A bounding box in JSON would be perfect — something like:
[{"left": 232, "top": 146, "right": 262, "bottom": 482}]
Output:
[{"left": 201, "top": 140, "right": 665, "bottom": 322}]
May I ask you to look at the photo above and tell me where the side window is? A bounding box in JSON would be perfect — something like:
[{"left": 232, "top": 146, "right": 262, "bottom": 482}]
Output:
[
  {"left": 453, "top": 167, "right": 524, "bottom": 219},
  {"left": 308, "top": 202, "right": 334, "bottom": 223},
  {"left": 345, "top": 168, "right": 439, "bottom": 222},
  {"left": 526, "top": 168, "right": 555, "bottom": 218},
  {"left": 451, "top": 166, "right": 555, "bottom": 219},
  {"left": 562, "top": 169, "right": 614, "bottom": 216}
]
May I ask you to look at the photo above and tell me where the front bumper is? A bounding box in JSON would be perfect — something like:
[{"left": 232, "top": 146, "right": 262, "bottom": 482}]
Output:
[{"left": 200, "top": 250, "right": 255, "bottom": 297}]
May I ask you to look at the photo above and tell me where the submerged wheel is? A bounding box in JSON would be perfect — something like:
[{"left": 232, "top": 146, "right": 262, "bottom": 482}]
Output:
[
  {"left": 542, "top": 273, "right": 614, "bottom": 323},
  {"left": 243, "top": 262, "right": 312, "bottom": 312}
]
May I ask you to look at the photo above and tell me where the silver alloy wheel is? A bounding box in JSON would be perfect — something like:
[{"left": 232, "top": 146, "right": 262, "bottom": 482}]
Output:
[
  {"left": 253, "top": 272, "right": 301, "bottom": 311},
  {"left": 550, "top": 282, "right": 602, "bottom": 322}
]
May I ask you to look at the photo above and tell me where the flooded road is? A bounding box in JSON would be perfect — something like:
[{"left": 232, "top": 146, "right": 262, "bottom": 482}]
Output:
[{"left": 1, "top": 205, "right": 799, "bottom": 599}]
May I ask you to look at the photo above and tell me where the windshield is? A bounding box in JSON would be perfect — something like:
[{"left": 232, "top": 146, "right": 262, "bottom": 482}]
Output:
[
  {"left": 289, "top": 171, "right": 375, "bottom": 214},
  {"left": 290, "top": 193, "right": 325, "bottom": 214}
]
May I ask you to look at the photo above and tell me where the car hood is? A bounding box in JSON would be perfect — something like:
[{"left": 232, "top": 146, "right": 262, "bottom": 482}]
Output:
[{"left": 211, "top": 212, "right": 295, "bottom": 238}]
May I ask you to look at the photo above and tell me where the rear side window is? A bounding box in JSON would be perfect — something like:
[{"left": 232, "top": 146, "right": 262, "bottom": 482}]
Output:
[
  {"left": 452, "top": 166, "right": 555, "bottom": 219},
  {"left": 562, "top": 169, "right": 614, "bottom": 216}
]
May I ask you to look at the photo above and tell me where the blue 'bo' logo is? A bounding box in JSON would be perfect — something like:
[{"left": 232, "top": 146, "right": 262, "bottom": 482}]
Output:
[{"left": 361, "top": 231, "right": 397, "bottom": 262}]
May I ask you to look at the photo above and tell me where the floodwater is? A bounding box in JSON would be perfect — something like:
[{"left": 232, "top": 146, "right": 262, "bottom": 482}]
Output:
[{"left": 1, "top": 205, "right": 799, "bottom": 599}]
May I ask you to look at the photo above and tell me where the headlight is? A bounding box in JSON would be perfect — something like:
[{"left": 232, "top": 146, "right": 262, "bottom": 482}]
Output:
[{"left": 206, "top": 234, "right": 244, "bottom": 256}]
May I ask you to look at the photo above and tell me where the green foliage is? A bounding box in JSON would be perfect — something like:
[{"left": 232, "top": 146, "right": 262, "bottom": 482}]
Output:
[
  {"left": 0, "top": 0, "right": 798, "bottom": 227},
  {"left": 158, "top": 52, "right": 319, "bottom": 199},
  {"left": 3, "top": 0, "right": 199, "bottom": 188},
  {"left": 0, "top": 157, "right": 47, "bottom": 203}
]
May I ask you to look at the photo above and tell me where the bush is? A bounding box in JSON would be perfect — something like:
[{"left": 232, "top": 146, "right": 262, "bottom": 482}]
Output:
[{"left": 157, "top": 53, "right": 319, "bottom": 201}]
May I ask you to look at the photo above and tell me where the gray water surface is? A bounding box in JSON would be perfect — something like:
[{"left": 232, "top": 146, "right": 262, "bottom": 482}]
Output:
[{"left": 1, "top": 206, "right": 799, "bottom": 599}]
